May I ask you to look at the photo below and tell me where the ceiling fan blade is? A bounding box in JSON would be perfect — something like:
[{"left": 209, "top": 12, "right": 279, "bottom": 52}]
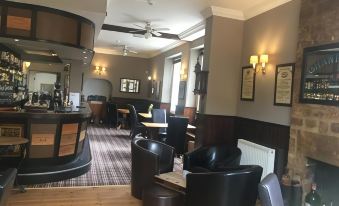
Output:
[
  {"left": 152, "top": 31, "right": 162, "bottom": 37},
  {"left": 154, "top": 28, "right": 170, "bottom": 31},
  {"left": 133, "top": 34, "right": 145, "bottom": 38},
  {"left": 129, "top": 29, "right": 145, "bottom": 33},
  {"left": 128, "top": 50, "right": 138, "bottom": 54},
  {"left": 133, "top": 24, "right": 145, "bottom": 29}
]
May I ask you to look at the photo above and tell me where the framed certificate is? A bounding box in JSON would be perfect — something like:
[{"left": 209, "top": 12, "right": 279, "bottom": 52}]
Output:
[
  {"left": 274, "top": 63, "right": 295, "bottom": 106},
  {"left": 241, "top": 66, "right": 256, "bottom": 101}
]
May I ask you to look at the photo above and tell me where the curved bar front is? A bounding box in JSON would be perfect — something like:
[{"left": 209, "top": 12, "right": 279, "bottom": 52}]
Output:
[{"left": 0, "top": 104, "right": 92, "bottom": 185}]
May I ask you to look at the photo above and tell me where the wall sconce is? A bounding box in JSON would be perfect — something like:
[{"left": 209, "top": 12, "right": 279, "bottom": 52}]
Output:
[
  {"left": 95, "top": 66, "right": 106, "bottom": 75},
  {"left": 249, "top": 54, "right": 269, "bottom": 74},
  {"left": 250, "top": 55, "right": 258, "bottom": 69},
  {"left": 148, "top": 76, "right": 152, "bottom": 80}
]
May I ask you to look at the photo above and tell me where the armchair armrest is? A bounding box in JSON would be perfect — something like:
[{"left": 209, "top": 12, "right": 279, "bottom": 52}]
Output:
[{"left": 183, "top": 146, "right": 207, "bottom": 171}]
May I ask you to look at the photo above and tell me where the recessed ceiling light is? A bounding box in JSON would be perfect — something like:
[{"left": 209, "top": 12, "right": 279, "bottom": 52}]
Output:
[
  {"left": 83, "top": 51, "right": 87, "bottom": 54},
  {"left": 83, "top": 62, "right": 87, "bottom": 65},
  {"left": 49, "top": 64, "right": 52, "bottom": 66},
  {"left": 14, "top": 39, "right": 20, "bottom": 42},
  {"left": 84, "top": 56, "right": 88, "bottom": 59},
  {"left": 51, "top": 52, "right": 57, "bottom": 56}
]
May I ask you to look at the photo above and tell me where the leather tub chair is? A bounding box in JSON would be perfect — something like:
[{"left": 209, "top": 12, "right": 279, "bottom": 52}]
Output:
[
  {"left": 131, "top": 138, "right": 175, "bottom": 199},
  {"left": 258, "top": 173, "right": 284, "bottom": 206},
  {"left": 183, "top": 145, "right": 242, "bottom": 172},
  {"left": 0, "top": 168, "right": 17, "bottom": 206},
  {"left": 185, "top": 165, "right": 263, "bottom": 206}
]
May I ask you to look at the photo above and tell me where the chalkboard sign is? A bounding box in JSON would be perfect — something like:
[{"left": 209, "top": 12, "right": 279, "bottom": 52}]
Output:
[{"left": 0, "top": 82, "right": 14, "bottom": 104}]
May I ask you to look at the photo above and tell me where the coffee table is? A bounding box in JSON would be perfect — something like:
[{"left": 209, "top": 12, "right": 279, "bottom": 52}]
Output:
[{"left": 154, "top": 171, "right": 186, "bottom": 193}]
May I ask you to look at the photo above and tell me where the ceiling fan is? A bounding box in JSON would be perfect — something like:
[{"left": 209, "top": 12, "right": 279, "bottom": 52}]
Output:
[
  {"left": 112, "top": 44, "right": 138, "bottom": 56},
  {"left": 131, "top": 21, "right": 170, "bottom": 39}
]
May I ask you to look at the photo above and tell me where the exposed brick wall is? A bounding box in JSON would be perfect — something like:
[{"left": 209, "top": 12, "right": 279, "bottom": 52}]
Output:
[{"left": 288, "top": 0, "right": 339, "bottom": 192}]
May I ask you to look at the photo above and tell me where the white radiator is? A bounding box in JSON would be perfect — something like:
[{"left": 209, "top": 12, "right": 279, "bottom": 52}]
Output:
[{"left": 237, "top": 139, "right": 275, "bottom": 180}]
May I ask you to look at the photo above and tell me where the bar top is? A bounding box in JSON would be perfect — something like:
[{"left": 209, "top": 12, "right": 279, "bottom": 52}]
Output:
[{"left": 0, "top": 103, "right": 92, "bottom": 120}]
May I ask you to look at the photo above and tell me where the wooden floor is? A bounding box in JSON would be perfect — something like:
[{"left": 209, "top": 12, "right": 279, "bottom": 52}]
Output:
[{"left": 7, "top": 185, "right": 142, "bottom": 206}]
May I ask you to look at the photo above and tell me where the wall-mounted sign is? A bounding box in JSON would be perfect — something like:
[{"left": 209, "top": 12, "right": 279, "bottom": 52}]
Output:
[
  {"left": 274, "top": 63, "right": 295, "bottom": 106},
  {"left": 241, "top": 66, "right": 256, "bottom": 101}
]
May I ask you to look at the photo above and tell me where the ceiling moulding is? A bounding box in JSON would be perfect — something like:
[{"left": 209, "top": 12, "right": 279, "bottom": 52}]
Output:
[
  {"left": 179, "top": 21, "right": 206, "bottom": 41},
  {"left": 149, "top": 41, "right": 186, "bottom": 58},
  {"left": 201, "top": 6, "right": 245, "bottom": 21},
  {"left": 244, "top": 0, "right": 293, "bottom": 20},
  {"left": 94, "top": 48, "right": 150, "bottom": 58}
]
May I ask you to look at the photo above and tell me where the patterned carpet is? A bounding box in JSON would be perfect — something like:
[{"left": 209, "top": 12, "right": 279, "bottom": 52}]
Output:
[{"left": 30, "top": 125, "right": 182, "bottom": 188}]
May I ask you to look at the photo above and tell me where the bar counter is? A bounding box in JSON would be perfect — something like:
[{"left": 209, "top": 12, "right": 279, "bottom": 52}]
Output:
[{"left": 0, "top": 103, "right": 92, "bottom": 185}]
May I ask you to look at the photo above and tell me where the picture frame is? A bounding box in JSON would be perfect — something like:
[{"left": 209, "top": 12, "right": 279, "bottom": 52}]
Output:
[
  {"left": 240, "top": 66, "right": 256, "bottom": 101},
  {"left": 120, "top": 78, "right": 140, "bottom": 93},
  {"left": 274, "top": 63, "right": 295, "bottom": 106}
]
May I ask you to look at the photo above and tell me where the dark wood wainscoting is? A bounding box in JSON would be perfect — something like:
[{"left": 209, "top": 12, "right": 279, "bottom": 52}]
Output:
[
  {"left": 195, "top": 114, "right": 290, "bottom": 179},
  {"left": 184, "top": 107, "right": 196, "bottom": 124},
  {"left": 195, "top": 114, "right": 236, "bottom": 147},
  {"left": 110, "top": 97, "right": 160, "bottom": 112}
]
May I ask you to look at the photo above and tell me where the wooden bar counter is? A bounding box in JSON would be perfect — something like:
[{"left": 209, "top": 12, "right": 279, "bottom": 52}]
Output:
[{"left": 0, "top": 103, "right": 92, "bottom": 185}]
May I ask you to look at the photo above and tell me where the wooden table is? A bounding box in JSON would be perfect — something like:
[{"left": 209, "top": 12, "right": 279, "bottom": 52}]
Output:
[
  {"left": 155, "top": 172, "right": 186, "bottom": 193},
  {"left": 117, "top": 109, "right": 130, "bottom": 129},
  {"left": 141, "top": 122, "right": 196, "bottom": 129},
  {"left": 138, "top": 112, "right": 152, "bottom": 119}
]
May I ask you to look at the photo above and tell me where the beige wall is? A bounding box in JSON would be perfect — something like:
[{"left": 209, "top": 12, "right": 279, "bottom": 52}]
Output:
[
  {"left": 150, "top": 37, "right": 204, "bottom": 104},
  {"left": 87, "top": 53, "right": 151, "bottom": 99},
  {"left": 203, "top": 16, "right": 244, "bottom": 116},
  {"left": 236, "top": 0, "right": 300, "bottom": 126}
]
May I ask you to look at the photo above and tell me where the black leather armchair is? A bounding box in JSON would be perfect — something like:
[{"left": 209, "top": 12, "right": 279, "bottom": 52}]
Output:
[
  {"left": 183, "top": 145, "right": 242, "bottom": 172},
  {"left": 131, "top": 138, "right": 175, "bottom": 199},
  {"left": 185, "top": 165, "right": 263, "bottom": 206},
  {"left": 0, "top": 168, "right": 17, "bottom": 206}
]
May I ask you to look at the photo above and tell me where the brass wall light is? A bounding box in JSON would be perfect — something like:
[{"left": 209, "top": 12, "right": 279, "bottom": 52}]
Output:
[
  {"left": 95, "top": 66, "right": 106, "bottom": 75},
  {"left": 249, "top": 54, "right": 269, "bottom": 74}
]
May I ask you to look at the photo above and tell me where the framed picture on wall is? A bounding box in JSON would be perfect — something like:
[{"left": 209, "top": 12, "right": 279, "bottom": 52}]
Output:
[
  {"left": 240, "top": 66, "right": 256, "bottom": 101},
  {"left": 274, "top": 63, "right": 295, "bottom": 106},
  {"left": 120, "top": 78, "right": 140, "bottom": 93}
]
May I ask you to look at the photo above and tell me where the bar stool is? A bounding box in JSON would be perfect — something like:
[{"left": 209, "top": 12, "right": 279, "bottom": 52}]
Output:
[{"left": 142, "top": 185, "right": 183, "bottom": 206}]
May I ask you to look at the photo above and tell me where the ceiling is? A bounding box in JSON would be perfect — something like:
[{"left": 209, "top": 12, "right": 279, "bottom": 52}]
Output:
[
  {"left": 9, "top": 0, "right": 292, "bottom": 59},
  {"left": 97, "top": 0, "right": 292, "bottom": 58}
]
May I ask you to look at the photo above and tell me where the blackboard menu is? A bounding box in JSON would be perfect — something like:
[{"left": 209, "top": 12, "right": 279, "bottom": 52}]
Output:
[{"left": 0, "top": 82, "right": 14, "bottom": 104}]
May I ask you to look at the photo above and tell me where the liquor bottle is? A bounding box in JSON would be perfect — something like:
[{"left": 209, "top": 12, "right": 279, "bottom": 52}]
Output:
[{"left": 305, "top": 183, "right": 321, "bottom": 206}]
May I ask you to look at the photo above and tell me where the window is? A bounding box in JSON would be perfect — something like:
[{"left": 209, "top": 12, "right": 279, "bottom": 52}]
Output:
[{"left": 170, "top": 57, "right": 182, "bottom": 113}]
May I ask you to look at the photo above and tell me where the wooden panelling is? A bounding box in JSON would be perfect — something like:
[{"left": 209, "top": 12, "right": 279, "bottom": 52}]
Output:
[
  {"left": 0, "top": 125, "right": 23, "bottom": 137},
  {"left": 60, "top": 134, "right": 77, "bottom": 146},
  {"left": 29, "top": 145, "right": 54, "bottom": 158},
  {"left": 111, "top": 97, "right": 160, "bottom": 112},
  {"left": 183, "top": 107, "right": 196, "bottom": 124},
  {"left": 59, "top": 144, "right": 76, "bottom": 157},
  {"left": 31, "top": 134, "right": 54, "bottom": 146},
  {"left": 195, "top": 114, "right": 236, "bottom": 147},
  {"left": 36, "top": 11, "right": 78, "bottom": 45},
  {"left": 62, "top": 123, "right": 78, "bottom": 135},
  {"left": 160, "top": 103, "right": 171, "bottom": 113},
  {"left": 80, "top": 22, "right": 94, "bottom": 49},
  {"left": 6, "top": 7, "right": 32, "bottom": 37},
  {"left": 235, "top": 117, "right": 290, "bottom": 151}
]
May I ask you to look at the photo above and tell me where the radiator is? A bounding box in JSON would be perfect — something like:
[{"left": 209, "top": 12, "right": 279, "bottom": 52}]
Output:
[{"left": 237, "top": 139, "right": 275, "bottom": 180}]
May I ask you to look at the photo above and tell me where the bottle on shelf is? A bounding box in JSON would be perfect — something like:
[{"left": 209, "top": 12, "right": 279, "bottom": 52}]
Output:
[{"left": 305, "top": 183, "right": 321, "bottom": 206}]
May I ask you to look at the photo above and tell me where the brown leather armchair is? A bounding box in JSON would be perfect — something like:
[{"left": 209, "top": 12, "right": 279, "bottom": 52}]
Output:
[
  {"left": 0, "top": 168, "right": 17, "bottom": 206},
  {"left": 183, "top": 145, "right": 242, "bottom": 172},
  {"left": 131, "top": 138, "right": 175, "bottom": 199},
  {"left": 185, "top": 165, "right": 263, "bottom": 206}
]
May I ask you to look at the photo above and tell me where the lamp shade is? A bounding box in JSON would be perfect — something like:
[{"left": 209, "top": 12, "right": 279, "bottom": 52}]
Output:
[
  {"left": 260, "top": 54, "right": 268, "bottom": 64},
  {"left": 250, "top": 55, "right": 258, "bottom": 68}
]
